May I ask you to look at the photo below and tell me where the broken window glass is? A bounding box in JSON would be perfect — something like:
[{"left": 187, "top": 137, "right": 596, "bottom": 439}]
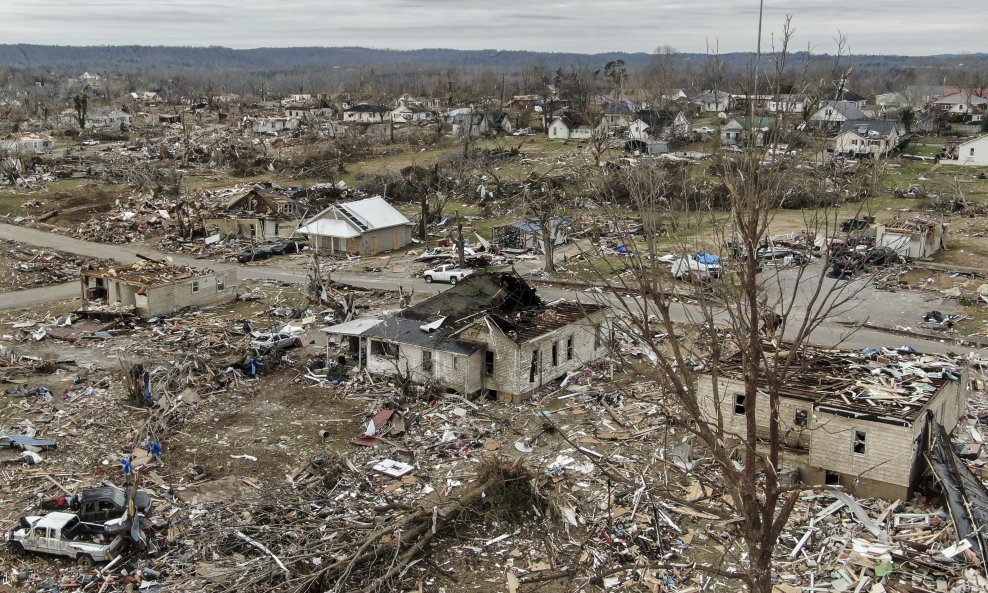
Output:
[{"left": 853, "top": 430, "right": 867, "bottom": 455}]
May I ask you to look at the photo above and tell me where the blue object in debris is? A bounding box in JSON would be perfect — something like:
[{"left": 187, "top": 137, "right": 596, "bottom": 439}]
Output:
[
  {"left": 860, "top": 347, "right": 879, "bottom": 355},
  {"left": 121, "top": 458, "right": 132, "bottom": 475},
  {"left": 331, "top": 379, "right": 340, "bottom": 386},
  {"left": 245, "top": 357, "right": 265, "bottom": 378},
  {"left": 614, "top": 245, "right": 629, "bottom": 254},
  {"left": 695, "top": 251, "right": 720, "bottom": 265}
]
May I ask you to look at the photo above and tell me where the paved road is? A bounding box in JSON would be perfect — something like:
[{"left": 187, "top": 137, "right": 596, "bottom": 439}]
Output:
[{"left": 0, "top": 223, "right": 976, "bottom": 355}]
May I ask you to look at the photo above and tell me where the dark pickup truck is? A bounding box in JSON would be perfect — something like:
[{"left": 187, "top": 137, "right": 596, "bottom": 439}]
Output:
[{"left": 41, "top": 487, "right": 152, "bottom": 527}]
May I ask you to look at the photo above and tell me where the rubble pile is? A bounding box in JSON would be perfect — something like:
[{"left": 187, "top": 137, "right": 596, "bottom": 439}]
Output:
[{"left": 0, "top": 240, "right": 114, "bottom": 291}]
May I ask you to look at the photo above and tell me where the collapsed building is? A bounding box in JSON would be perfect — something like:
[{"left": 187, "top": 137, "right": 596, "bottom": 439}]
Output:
[
  {"left": 80, "top": 259, "right": 238, "bottom": 317},
  {"left": 697, "top": 346, "right": 969, "bottom": 499},
  {"left": 202, "top": 187, "right": 302, "bottom": 241},
  {"left": 322, "top": 273, "right": 611, "bottom": 401},
  {"left": 875, "top": 218, "right": 946, "bottom": 260}
]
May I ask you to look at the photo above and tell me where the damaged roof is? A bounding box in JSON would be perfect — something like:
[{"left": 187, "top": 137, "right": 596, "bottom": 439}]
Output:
[
  {"left": 719, "top": 344, "right": 964, "bottom": 423},
  {"left": 358, "top": 273, "right": 608, "bottom": 352},
  {"left": 82, "top": 260, "right": 220, "bottom": 287}
]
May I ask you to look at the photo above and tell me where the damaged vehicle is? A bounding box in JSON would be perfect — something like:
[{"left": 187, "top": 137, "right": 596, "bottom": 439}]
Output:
[
  {"left": 7, "top": 512, "right": 126, "bottom": 565},
  {"left": 250, "top": 331, "right": 303, "bottom": 354},
  {"left": 40, "top": 486, "right": 151, "bottom": 528}
]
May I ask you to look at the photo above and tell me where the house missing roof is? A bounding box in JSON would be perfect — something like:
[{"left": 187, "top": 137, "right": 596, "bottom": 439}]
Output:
[
  {"left": 875, "top": 218, "right": 945, "bottom": 259},
  {"left": 81, "top": 260, "right": 237, "bottom": 318},
  {"left": 697, "top": 345, "right": 969, "bottom": 499},
  {"left": 322, "top": 273, "right": 611, "bottom": 401}
]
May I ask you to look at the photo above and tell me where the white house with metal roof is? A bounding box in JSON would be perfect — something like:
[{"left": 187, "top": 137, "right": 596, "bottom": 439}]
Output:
[{"left": 298, "top": 196, "right": 413, "bottom": 255}]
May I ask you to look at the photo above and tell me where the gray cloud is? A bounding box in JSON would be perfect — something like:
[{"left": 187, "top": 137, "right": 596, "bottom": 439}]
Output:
[{"left": 1, "top": 0, "right": 984, "bottom": 55}]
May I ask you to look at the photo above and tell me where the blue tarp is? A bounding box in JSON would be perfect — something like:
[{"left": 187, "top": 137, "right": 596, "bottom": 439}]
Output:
[{"left": 695, "top": 252, "right": 720, "bottom": 265}]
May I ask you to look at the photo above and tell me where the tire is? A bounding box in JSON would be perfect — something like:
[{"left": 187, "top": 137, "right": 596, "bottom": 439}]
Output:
[
  {"left": 77, "top": 554, "right": 94, "bottom": 567},
  {"left": 449, "top": 277, "right": 457, "bottom": 285},
  {"left": 424, "top": 276, "right": 433, "bottom": 283},
  {"left": 10, "top": 541, "right": 26, "bottom": 556}
]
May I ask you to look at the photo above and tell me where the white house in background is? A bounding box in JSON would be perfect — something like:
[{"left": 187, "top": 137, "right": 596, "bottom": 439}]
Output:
[
  {"left": 342, "top": 104, "right": 390, "bottom": 123},
  {"left": 88, "top": 109, "right": 133, "bottom": 128},
  {"left": 285, "top": 107, "right": 334, "bottom": 120},
  {"left": 875, "top": 218, "right": 945, "bottom": 259},
  {"left": 932, "top": 93, "right": 988, "bottom": 115},
  {"left": 0, "top": 133, "right": 54, "bottom": 154},
  {"left": 834, "top": 120, "right": 902, "bottom": 159},
  {"left": 768, "top": 94, "right": 811, "bottom": 113},
  {"left": 809, "top": 100, "right": 867, "bottom": 125},
  {"left": 942, "top": 135, "right": 988, "bottom": 166},
  {"left": 299, "top": 196, "right": 413, "bottom": 255},
  {"left": 547, "top": 111, "right": 595, "bottom": 140},
  {"left": 251, "top": 117, "right": 300, "bottom": 135},
  {"left": 389, "top": 104, "right": 434, "bottom": 124},
  {"left": 693, "top": 90, "right": 732, "bottom": 113}
]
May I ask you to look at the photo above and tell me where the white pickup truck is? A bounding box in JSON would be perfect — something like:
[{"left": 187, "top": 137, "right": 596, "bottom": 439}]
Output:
[
  {"left": 423, "top": 264, "right": 473, "bottom": 285},
  {"left": 8, "top": 512, "right": 125, "bottom": 565}
]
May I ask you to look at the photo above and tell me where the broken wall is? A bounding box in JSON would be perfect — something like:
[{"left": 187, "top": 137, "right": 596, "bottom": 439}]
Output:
[{"left": 146, "top": 270, "right": 238, "bottom": 317}]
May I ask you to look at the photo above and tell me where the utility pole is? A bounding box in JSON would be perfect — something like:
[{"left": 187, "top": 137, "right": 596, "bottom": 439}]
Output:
[{"left": 456, "top": 210, "right": 465, "bottom": 268}]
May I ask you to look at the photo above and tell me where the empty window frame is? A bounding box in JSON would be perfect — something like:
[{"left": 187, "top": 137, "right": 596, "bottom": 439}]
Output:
[
  {"left": 794, "top": 410, "right": 808, "bottom": 427},
  {"left": 529, "top": 350, "right": 540, "bottom": 383},
  {"left": 216, "top": 277, "right": 225, "bottom": 292},
  {"left": 734, "top": 394, "right": 746, "bottom": 416},
  {"left": 566, "top": 335, "right": 574, "bottom": 361},
  {"left": 551, "top": 342, "right": 559, "bottom": 366},
  {"left": 484, "top": 351, "right": 495, "bottom": 376},
  {"left": 422, "top": 350, "right": 433, "bottom": 372},
  {"left": 853, "top": 430, "right": 867, "bottom": 455}
]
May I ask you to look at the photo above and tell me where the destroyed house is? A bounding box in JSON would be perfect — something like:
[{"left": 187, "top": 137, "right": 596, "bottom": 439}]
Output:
[
  {"left": 204, "top": 189, "right": 301, "bottom": 241},
  {"left": 81, "top": 260, "right": 237, "bottom": 318},
  {"left": 875, "top": 218, "right": 945, "bottom": 259},
  {"left": 325, "top": 274, "right": 611, "bottom": 401},
  {"left": 299, "top": 196, "right": 412, "bottom": 255},
  {"left": 698, "top": 346, "right": 969, "bottom": 499}
]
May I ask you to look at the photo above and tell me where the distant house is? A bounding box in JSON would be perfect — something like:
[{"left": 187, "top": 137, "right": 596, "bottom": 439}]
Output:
[
  {"left": 203, "top": 188, "right": 301, "bottom": 241},
  {"left": 88, "top": 109, "right": 133, "bottom": 128},
  {"left": 875, "top": 92, "right": 909, "bottom": 111},
  {"left": 932, "top": 93, "right": 988, "bottom": 115},
  {"left": 323, "top": 273, "right": 612, "bottom": 401},
  {"left": 834, "top": 120, "right": 902, "bottom": 159},
  {"left": 0, "top": 133, "right": 54, "bottom": 154},
  {"left": 492, "top": 218, "right": 571, "bottom": 252},
  {"left": 629, "top": 109, "right": 690, "bottom": 139},
  {"left": 834, "top": 88, "right": 867, "bottom": 109},
  {"left": 721, "top": 116, "right": 777, "bottom": 147},
  {"left": 299, "top": 196, "right": 413, "bottom": 255},
  {"left": 600, "top": 100, "right": 640, "bottom": 129},
  {"left": 342, "top": 104, "right": 390, "bottom": 124},
  {"left": 662, "top": 89, "right": 689, "bottom": 102},
  {"left": 767, "top": 94, "right": 811, "bottom": 113},
  {"left": 732, "top": 94, "right": 773, "bottom": 113},
  {"left": 875, "top": 218, "right": 945, "bottom": 259},
  {"left": 942, "top": 134, "right": 988, "bottom": 166},
  {"left": 285, "top": 107, "right": 334, "bottom": 120},
  {"left": 547, "top": 110, "right": 595, "bottom": 141},
  {"left": 251, "top": 117, "right": 300, "bottom": 135},
  {"left": 693, "top": 90, "right": 732, "bottom": 113},
  {"left": 451, "top": 112, "right": 513, "bottom": 137},
  {"left": 809, "top": 101, "right": 867, "bottom": 125},
  {"left": 80, "top": 261, "right": 237, "bottom": 318},
  {"left": 389, "top": 104, "right": 434, "bottom": 124}
]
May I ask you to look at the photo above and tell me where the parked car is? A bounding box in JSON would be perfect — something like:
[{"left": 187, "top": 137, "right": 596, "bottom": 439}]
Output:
[
  {"left": 423, "top": 264, "right": 474, "bottom": 285},
  {"left": 670, "top": 253, "right": 722, "bottom": 279},
  {"left": 268, "top": 239, "right": 307, "bottom": 255},
  {"left": 695, "top": 126, "right": 716, "bottom": 135},
  {"left": 839, "top": 217, "right": 875, "bottom": 232},
  {"left": 7, "top": 512, "right": 125, "bottom": 565},
  {"left": 767, "top": 143, "right": 796, "bottom": 156},
  {"left": 756, "top": 246, "right": 811, "bottom": 267},
  {"left": 250, "top": 331, "right": 303, "bottom": 354},
  {"left": 40, "top": 487, "right": 151, "bottom": 527},
  {"left": 236, "top": 247, "right": 272, "bottom": 263}
]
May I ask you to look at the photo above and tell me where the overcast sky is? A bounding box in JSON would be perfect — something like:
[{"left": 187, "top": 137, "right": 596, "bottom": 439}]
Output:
[{"left": 3, "top": 1, "right": 985, "bottom": 56}]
